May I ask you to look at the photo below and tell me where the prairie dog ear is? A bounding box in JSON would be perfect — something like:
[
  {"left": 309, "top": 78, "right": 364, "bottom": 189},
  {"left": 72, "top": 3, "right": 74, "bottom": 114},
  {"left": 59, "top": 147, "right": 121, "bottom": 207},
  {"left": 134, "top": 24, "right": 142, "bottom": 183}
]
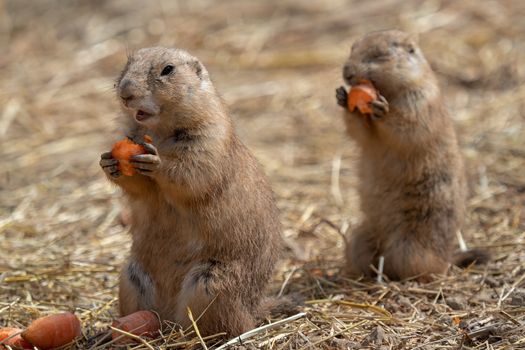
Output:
[{"left": 408, "top": 32, "right": 420, "bottom": 45}]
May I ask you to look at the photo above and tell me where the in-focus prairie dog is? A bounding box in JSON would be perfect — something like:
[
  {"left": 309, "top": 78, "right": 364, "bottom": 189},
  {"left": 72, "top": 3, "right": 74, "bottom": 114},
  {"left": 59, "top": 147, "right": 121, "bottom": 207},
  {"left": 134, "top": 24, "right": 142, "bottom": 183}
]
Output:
[
  {"left": 99, "top": 47, "right": 282, "bottom": 336},
  {"left": 336, "top": 30, "right": 486, "bottom": 281}
]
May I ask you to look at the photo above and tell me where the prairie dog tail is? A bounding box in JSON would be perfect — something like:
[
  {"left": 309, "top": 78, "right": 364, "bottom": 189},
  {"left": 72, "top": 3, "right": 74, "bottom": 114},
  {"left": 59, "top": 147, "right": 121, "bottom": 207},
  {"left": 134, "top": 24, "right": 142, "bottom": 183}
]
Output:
[{"left": 453, "top": 249, "right": 490, "bottom": 268}]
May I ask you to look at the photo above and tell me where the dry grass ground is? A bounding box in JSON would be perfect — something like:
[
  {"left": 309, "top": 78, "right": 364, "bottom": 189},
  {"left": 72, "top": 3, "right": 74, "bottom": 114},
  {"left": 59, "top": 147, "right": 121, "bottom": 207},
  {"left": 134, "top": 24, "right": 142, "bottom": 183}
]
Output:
[{"left": 1, "top": 0, "right": 524, "bottom": 348}]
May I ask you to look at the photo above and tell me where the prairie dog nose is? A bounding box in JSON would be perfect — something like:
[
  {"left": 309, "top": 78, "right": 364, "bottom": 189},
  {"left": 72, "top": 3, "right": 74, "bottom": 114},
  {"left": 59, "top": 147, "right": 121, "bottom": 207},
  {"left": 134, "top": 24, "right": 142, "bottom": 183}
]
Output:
[{"left": 119, "top": 78, "right": 138, "bottom": 102}]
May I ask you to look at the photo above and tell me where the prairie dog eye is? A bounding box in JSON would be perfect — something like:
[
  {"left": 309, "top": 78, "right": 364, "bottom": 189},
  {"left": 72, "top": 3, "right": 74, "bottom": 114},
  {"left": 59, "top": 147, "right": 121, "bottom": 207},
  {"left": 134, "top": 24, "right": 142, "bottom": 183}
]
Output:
[
  {"left": 407, "top": 46, "right": 416, "bottom": 54},
  {"left": 161, "top": 65, "right": 174, "bottom": 76}
]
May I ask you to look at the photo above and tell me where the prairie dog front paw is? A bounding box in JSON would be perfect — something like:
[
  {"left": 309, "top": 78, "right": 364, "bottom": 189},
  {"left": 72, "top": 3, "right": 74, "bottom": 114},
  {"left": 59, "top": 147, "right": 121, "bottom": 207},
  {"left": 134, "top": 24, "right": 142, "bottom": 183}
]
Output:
[
  {"left": 336, "top": 86, "right": 348, "bottom": 108},
  {"left": 370, "top": 94, "right": 389, "bottom": 120},
  {"left": 100, "top": 152, "right": 121, "bottom": 178},
  {"left": 130, "top": 143, "right": 161, "bottom": 176}
]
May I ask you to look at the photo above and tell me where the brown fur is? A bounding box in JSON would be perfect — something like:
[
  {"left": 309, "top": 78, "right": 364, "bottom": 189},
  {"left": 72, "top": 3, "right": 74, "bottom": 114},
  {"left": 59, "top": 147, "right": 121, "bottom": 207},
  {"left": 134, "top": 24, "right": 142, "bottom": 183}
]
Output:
[
  {"left": 337, "top": 30, "right": 483, "bottom": 281},
  {"left": 100, "top": 47, "right": 282, "bottom": 336}
]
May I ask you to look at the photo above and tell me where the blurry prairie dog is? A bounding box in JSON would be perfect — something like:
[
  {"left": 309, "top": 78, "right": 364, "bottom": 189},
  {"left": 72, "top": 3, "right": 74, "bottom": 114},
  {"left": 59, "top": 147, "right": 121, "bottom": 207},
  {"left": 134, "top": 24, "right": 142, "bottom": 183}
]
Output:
[
  {"left": 99, "top": 47, "right": 282, "bottom": 336},
  {"left": 336, "top": 30, "right": 486, "bottom": 281}
]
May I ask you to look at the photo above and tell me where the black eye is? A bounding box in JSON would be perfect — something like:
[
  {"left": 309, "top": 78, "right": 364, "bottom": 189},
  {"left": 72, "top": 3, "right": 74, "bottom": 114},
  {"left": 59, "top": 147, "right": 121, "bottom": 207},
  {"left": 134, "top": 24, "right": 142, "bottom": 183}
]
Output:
[
  {"left": 408, "top": 47, "right": 415, "bottom": 54},
  {"left": 161, "top": 65, "right": 174, "bottom": 76}
]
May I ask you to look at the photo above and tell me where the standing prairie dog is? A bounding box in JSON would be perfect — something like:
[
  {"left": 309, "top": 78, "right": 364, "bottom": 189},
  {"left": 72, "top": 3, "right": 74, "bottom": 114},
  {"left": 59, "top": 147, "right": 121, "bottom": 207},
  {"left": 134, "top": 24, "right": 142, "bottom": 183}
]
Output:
[
  {"left": 99, "top": 47, "right": 282, "bottom": 336},
  {"left": 336, "top": 30, "right": 486, "bottom": 281}
]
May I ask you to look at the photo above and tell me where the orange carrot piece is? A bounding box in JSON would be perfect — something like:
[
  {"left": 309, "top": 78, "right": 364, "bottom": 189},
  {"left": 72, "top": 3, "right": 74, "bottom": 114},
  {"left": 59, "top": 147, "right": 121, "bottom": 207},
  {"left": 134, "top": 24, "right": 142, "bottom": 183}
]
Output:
[
  {"left": 143, "top": 134, "right": 153, "bottom": 143},
  {"left": 21, "top": 312, "right": 81, "bottom": 349},
  {"left": 111, "top": 310, "right": 160, "bottom": 343},
  {"left": 347, "top": 79, "right": 378, "bottom": 115},
  {"left": 111, "top": 138, "right": 147, "bottom": 176},
  {"left": 0, "top": 328, "right": 32, "bottom": 349},
  {"left": 0, "top": 327, "right": 20, "bottom": 342}
]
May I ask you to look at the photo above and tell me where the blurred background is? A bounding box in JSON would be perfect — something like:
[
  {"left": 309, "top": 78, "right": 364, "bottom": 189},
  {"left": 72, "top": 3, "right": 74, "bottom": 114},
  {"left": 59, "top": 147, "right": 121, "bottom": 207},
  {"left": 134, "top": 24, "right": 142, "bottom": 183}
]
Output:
[{"left": 1, "top": 0, "right": 524, "bottom": 348}]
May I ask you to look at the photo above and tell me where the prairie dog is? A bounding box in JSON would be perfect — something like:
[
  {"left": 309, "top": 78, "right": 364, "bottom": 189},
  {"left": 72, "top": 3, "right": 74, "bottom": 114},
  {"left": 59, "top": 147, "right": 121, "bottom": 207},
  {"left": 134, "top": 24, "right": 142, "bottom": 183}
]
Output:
[
  {"left": 336, "top": 30, "right": 485, "bottom": 281},
  {"left": 99, "top": 47, "right": 282, "bottom": 336}
]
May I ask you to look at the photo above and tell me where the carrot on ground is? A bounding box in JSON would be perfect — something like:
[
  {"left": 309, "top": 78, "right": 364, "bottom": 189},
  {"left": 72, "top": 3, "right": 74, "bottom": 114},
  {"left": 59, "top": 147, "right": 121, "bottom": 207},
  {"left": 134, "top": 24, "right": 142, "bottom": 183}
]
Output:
[
  {"left": 0, "top": 327, "right": 32, "bottom": 349},
  {"left": 347, "top": 79, "right": 378, "bottom": 115},
  {"left": 111, "top": 310, "right": 160, "bottom": 343},
  {"left": 21, "top": 312, "right": 81, "bottom": 349}
]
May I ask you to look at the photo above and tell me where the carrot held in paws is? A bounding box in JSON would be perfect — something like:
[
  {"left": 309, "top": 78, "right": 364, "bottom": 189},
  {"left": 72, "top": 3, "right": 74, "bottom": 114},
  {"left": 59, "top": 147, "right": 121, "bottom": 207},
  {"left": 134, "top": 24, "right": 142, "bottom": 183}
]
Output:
[
  {"left": 111, "top": 135, "right": 152, "bottom": 176},
  {"left": 347, "top": 79, "right": 378, "bottom": 115},
  {"left": 111, "top": 310, "right": 160, "bottom": 343},
  {"left": 21, "top": 312, "right": 81, "bottom": 349}
]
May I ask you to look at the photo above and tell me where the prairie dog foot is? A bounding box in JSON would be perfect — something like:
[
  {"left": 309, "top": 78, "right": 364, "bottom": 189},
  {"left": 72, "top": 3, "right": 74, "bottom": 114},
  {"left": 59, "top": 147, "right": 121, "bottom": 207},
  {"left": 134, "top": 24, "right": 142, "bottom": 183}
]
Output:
[
  {"left": 119, "top": 261, "right": 156, "bottom": 315},
  {"left": 175, "top": 261, "right": 255, "bottom": 336}
]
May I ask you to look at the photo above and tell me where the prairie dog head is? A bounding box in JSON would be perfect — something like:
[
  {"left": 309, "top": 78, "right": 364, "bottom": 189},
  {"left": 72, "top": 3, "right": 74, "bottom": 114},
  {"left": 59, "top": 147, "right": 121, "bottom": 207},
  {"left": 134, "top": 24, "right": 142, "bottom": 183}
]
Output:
[
  {"left": 116, "top": 47, "right": 218, "bottom": 130},
  {"left": 343, "top": 30, "right": 438, "bottom": 100}
]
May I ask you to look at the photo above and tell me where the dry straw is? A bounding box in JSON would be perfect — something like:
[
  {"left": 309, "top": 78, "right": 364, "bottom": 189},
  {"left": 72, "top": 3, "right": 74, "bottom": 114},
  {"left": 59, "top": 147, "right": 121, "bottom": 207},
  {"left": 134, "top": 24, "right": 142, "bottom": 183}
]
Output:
[{"left": 1, "top": 0, "right": 524, "bottom": 348}]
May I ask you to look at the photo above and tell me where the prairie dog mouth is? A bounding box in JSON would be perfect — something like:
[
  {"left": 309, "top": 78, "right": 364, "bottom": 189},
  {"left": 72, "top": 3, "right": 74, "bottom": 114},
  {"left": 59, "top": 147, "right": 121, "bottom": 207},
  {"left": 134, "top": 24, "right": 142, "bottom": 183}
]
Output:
[{"left": 136, "top": 110, "right": 154, "bottom": 121}]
